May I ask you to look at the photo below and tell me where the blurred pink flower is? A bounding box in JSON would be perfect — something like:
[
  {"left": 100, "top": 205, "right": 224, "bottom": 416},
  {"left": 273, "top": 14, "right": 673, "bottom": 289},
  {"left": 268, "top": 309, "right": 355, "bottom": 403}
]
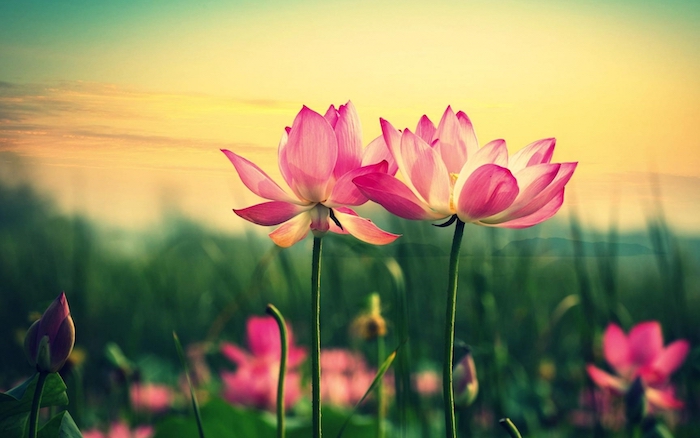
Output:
[
  {"left": 82, "top": 422, "right": 153, "bottom": 438},
  {"left": 220, "top": 316, "right": 307, "bottom": 411},
  {"left": 222, "top": 101, "right": 399, "bottom": 247},
  {"left": 354, "top": 106, "right": 576, "bottom": 228},
  {"left": 320, "top": 349, "right": 386, "bottom": 408},
  {"left": 570, "top": 388, "right": 625, "bottom": 431},
  {"left": 586, "top": 321, "right": 690, "bottom": 412},
  {"left": 130, "top": 382, "right": 174, "bottom": 413},
  {"left": 411, "top": 369, "right": 440, "bottom": 396}
]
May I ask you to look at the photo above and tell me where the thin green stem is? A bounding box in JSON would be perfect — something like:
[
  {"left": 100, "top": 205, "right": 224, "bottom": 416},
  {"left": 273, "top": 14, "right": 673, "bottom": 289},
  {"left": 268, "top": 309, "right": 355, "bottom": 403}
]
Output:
[
  {"left": 498, "top": 418, "right": 523, "bottom": 438},
  {"left": 311, "top": 236, "right": 323, "bottom": 438},
  {"left": 173, "top": 332, "right": 205, "bottom": 438},
  {"left": 266, "top": 304, "right": 289, "bottom": 438},
  {"left": 376, "top": 335, "right": 386, "bottom": 438},
  {"left": 28, "top": 371, "right": 48, "bottom": 438},
  {"left": 443, "top": 218, "right": 465, "bottom": 438}
]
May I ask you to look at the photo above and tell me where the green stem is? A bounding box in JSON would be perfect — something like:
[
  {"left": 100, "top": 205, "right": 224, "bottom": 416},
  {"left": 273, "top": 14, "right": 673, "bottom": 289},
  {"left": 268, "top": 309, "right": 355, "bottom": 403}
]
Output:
[
  {"left": 376, "top": 335, "right": 386, "bottom": 438},
  {"left": 311, "top": 236, "right": 323, "bottom": 438},
  {"left": 266, "top": 304, "right": 289, "bottom": 438},
  {"left": 443, "top": 218, "right": 465, "bottom": 438},
  {"left": 498, "top": 418, "right": 523, "bottom": 438},
  {"left": 28, "top": 371, "right": 48, "bottom": 438}
]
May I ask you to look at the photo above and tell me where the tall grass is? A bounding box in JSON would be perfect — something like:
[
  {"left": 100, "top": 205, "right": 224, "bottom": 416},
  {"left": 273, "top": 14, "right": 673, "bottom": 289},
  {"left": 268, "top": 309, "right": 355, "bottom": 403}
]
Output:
[{"left": 1, "top": 180, "right": 698, "bottom": 436}]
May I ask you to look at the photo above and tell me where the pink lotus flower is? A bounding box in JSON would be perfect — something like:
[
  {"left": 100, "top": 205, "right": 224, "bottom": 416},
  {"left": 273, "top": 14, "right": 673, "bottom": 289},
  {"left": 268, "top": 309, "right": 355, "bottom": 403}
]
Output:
[
  {"left": 320, "top": 349, "right": 385, "bottom": 408},
  {"left": 82, "top": 422, "right": 153, "bottom": 438},
  {"left": 586, "top": 321, "right": 689, "bottom": 411},
  {"left": 130, "top": 382, "right": 174, "bottom": 413},
  {"left": 222, "top": 101, "right": 399, "bottom": 247},
  {"left": 353, "top": 106, "right": 577, "bottom": 227},
  {"left": 412, "top": 369, "right": 440, "bottom": 396},
  {"left": 220, "top": 316, "right": 307, "bottom": 411}
]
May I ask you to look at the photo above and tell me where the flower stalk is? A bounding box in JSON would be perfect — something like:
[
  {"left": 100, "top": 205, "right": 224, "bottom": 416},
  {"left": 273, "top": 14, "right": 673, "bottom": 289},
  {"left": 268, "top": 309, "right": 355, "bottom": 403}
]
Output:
[
  {"left": 443, "top": 217, "right": 465, "bottom": 438},
  {"left": 311, "top": 236, "right": 323, "bottom": 437},
  {"left": 28, "top": 371, "right": 48, "bottom": 438},
  {"left": 266, "top": 304, "right": 289, "bottom": 438}
]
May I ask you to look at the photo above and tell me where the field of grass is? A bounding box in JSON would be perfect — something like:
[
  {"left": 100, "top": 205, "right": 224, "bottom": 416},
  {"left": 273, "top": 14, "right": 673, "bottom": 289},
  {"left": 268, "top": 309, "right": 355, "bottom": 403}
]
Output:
[{"left": 1, "top": 179, "right": 698, "bottom": 437}]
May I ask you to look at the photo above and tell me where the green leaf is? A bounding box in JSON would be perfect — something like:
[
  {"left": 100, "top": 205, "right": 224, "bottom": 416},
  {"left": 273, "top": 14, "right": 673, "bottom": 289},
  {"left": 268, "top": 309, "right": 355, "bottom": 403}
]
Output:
[
  {"left": 0, "top": 412, "right": 28, "bottom": 438},
  {"left": 0, "top": 374, "right": 69, "bottom": 421},
  {"left": 38, "top": 411, "right": 83, "bottom": 438}
]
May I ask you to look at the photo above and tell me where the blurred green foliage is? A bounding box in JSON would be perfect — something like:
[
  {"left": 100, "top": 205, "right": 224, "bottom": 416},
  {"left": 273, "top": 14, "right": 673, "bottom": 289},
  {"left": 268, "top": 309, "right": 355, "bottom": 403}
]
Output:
[{"left": 1, "top": 179, "right": 699, "bottom": 437}]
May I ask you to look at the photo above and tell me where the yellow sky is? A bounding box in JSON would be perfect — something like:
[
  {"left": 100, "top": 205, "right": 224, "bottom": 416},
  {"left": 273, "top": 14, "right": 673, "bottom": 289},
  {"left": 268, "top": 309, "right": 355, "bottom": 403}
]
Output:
[{"left": 1, "top": 1, "right": 699, "bottom": 233}]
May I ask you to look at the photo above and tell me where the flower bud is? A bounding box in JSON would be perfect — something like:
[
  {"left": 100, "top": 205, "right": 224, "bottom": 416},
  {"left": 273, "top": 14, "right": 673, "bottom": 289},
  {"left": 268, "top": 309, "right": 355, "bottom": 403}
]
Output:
[
  {"left": 24, "top": 292, "right": 75, "bottom": 373},
  {"left": 453, "top": 345, "right": 478, "bottom": 407},
  {"left": 351, "top": 293, "right": 387, "bottom": 340}
]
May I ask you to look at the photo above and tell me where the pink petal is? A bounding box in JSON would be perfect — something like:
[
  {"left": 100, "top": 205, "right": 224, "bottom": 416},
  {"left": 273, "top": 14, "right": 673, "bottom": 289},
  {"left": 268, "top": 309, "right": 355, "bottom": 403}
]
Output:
[
  {"left": 433, "top": 106, "right": 468, "bottom": 174},
  {"left": 456, "top": 164, "right": 518, "bottom": 221},
  {"left": 284, "top": 106, "right": 338, "bottom": 202},
  {"left": 234, "top": 202, "right": 309, "bottom": 226},
  {"left": 326, "top": 161, "right": 389, "bottom": 207},
  {"left": 222, "top": 149, "right": 299, "bottom": 204},
  {"left": 332, "top": 208, "right": 400, "bottom": 245},
  {"left": 362, "top": 135, "right": 398, "bottom": 175},
  {"left": 453, "top": 139, "right": 508, "bottom": 198},
  {"left": 333, "top": 101, "right": 363, "bottom": 178},
  {"left": 650, "top": 340, "right": 689, "bottom": 380},
  {"left": 586, "top": 365, "right": 627, "bottom": 393},
  {"left": 645, "top": 386, "right": 684, "bottom": 411},
  {"left": 220, "top": 342, "right": 251, "bottom": 367},
  {"left": 277, "top": 130, "right": 294, "bottom": 191},
  {"left": 509, "top": 138, "right": 556, "bottom": 173},
  {"left": 269, "top": 211, "right": 312, "bottom": 247},
  {"left": 456, "top": 111, "right": 479, "bottom": 159},
  {"left": 628, "top": 321, "right": 664, "bottom": 367},
  {"left": 602, "top": 323, "right": 632, "bottom": 376},
  {"left": 380, "top": 118, "right": 402, "bottom": 166},
  {"left": 354, "top": 173, "right": 447, "bottom": 221},
  {"left": 399, "top": 129, "right": 451, "bottom": 211},
  {"left": 247, "top": 316, "right": 281, "bottom": 358},
  {"left": 415, "top": 114, "right": 436, "bottom": 144},
  {"left": 482, "top": 189, "right": 564, "bottom": 228},
  {"left": 324, "top": 104, "right": 339, "bottom": 128}
]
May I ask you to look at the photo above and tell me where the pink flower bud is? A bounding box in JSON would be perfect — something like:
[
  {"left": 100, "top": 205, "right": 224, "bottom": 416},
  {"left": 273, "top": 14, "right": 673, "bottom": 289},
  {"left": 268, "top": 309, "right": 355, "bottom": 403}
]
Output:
[
  {"left": 24, "top": 292, "right": 75, "bottom": 373},
  {"left": 453, "top": 348, "right": 478, "bottom": 407}
]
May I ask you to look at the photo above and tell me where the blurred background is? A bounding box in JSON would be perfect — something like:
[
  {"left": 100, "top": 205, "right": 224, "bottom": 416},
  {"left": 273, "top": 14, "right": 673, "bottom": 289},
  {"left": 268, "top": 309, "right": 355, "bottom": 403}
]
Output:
[{"left": 1, "top": 0, "right": 699, "bottom": 436}]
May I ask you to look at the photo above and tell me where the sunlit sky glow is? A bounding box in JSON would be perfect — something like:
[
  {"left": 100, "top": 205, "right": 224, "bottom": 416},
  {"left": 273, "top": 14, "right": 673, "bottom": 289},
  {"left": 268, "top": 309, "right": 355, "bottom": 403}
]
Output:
[{"left": 1, "top": 0, "right": 699, "bottom": 233}]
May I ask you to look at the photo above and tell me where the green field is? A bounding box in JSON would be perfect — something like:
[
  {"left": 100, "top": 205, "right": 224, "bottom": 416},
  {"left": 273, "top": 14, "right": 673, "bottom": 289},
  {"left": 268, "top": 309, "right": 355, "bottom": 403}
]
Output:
[{"left": 1, "top": 180, "right": 698, "bottom": 437}]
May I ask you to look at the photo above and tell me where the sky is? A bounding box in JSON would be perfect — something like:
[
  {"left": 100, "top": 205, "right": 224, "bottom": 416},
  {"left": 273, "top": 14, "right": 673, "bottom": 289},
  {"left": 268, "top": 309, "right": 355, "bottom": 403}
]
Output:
[{"left": 1, "top": 0, "right": 699, "bottom": 234}]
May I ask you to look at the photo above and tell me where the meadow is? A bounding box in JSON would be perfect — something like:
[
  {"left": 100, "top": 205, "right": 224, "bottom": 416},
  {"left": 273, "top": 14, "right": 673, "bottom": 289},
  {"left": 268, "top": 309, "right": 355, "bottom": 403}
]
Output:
[{"left": 1, "top": 178, "right": 698, "bottom": 437}]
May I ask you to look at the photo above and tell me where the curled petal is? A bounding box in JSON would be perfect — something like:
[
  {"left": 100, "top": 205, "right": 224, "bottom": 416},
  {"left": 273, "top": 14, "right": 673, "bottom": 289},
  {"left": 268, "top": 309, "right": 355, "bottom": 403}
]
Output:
[
  {"left": 268, "top": 211, "right": 312, "bottom": 247},
  {"left": 326, "top": 161, "right": 389, "bottom": 207},
  {"left": 509, "top": 138, "right": 556, "bottom": 173},
  {"left": 603, "top": 323, "right": 632, "bottom": 376},
  {"left": 586, "top": 365, "right": 627, "bottom": 393},
  {"left": 332, "top": 208, "right": 400, "bottom": 245},
  {"left": 399, "top": 129, "right": 451, "bottom": 210},
  {"left": 415, "top": 114, "right": 436, "bottom": 144},
  {"left": 457, "top": 164, "right": 518, "bottom": 222},
  {"left": 222, "top": 149, "right": 299, "bottom": 204},
  {"left": 333, "top": 101, "right": 363, "bottom": 178},
  {"left": 434, "top": 106, "right": 468, "bottom": 174},
  {"left": 628, "top": 321, "right": 664, "bottom": 367},
  {"left": 234, "top": 202, "right": 309, "bottom": 226},
  {"left": 354, "top": 173, "right": 447, "bottom": 221},
  {"left": 362, "top": 135, "right": 398, "bottom": 175},
  {"left": 285, "top": 106, "right": 338, "bottom": 202}
]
